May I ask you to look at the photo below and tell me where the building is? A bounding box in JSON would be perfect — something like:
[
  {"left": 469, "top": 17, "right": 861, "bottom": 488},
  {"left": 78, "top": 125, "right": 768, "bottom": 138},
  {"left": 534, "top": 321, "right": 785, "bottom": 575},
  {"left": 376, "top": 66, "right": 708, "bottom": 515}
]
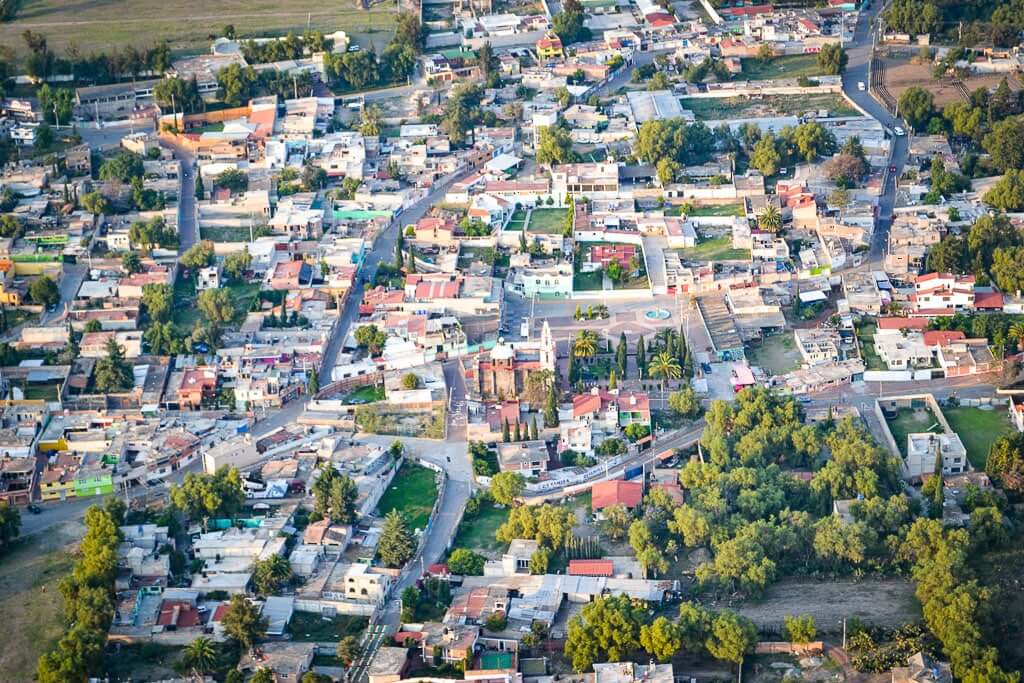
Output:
[
  {"left": 495, "top": 440, "right": 549, "bottom": 476},
  {"left": 591, "top": 479, "right": 644, "bottom": 512},
  {"left": 910, "top": 272, "right": 975, "bottom": 316},
  {"left": 794, "top": 328, "right": 840, "bottom": 366},
  {"left": 536, "top": 32, "right": 565, "bottom": 60},
  {"left": 466, "top": 322, "right": 556, "bottom": 400}
]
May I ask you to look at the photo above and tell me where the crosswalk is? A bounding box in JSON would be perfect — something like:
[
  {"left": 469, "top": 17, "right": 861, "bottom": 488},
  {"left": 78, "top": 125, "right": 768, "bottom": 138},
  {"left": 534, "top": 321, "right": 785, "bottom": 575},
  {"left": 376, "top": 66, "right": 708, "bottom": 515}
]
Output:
[
  {"left": 448, "top": 399, "right": 467, "bottom": 426},
  {"left": 348, "top": 623, "right": 389, "bottom": 683}
]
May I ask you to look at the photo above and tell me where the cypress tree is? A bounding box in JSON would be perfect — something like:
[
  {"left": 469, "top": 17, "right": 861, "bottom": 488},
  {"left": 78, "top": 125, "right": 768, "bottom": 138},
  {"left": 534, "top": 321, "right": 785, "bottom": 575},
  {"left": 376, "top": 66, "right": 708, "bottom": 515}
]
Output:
[
  {"left": 514, "top": 421, "right": 522, "bottom": 441},
  {"left": 502, "top": 418, "right": 510, "bottom": 443},
  {"left": 529, "top": 416, "right": 538, "bottom": 440},
  {"left": 636, "top": 335, "right": 646, "bottom": 378},
  {"left": 544, "top": 383, "right": 560, "bottom": 428}
]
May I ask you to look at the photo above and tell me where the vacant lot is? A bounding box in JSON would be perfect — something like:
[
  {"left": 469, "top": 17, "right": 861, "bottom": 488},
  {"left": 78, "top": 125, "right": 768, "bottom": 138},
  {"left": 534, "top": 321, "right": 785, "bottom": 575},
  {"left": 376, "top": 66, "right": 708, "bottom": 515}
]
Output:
[
  {"left": 942, "top": 406, "right": 1011, "bottom": 469},
  {"left": 739, "top": 54, "right": 824, "bottom": 81},
  {"left": 376, "top": 462, "right": 439, "bottom": 531},
  {"left": 879, "top": 56, "right": 1022, "bottom": 109},
  {"left": 527, "top": 208, "right": 566, "bottom": 235},
  {"left": 732, "top": 577, "right": 919, "bottom": 632},
  {"left": 746, "top": 333, "right": 800, "bottom": 376},
  {"left": 0, "top": 520, "right": 82, "bottom": 682},
  {"left": 681, "top": 93, "right": 858, "bottom": 121},
  {"left": 2, "top": 0, "right": 398, "bottom": 58},
  {"left": 342, "top": 384, "right": 385, "bottom": 405},
  {"left": 678, "top": 236, "right": 751, "bottom": 262},
  {"left": 289, "top": 611, "right": 368, "bottom": 642},
  {"left": 172, "top": 278, "right": 259, "bottom": 335},
  {"left": 452, "top": 504, "right": 509, "bottom": 556},
  {"left": 856, "top": 321, "right": 885, "bottom": 371}
]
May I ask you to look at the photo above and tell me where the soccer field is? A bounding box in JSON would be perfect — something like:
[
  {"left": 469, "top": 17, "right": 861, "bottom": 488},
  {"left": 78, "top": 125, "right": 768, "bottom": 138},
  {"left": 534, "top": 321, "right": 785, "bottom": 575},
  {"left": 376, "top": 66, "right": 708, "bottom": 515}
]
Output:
[{"left": 2, "top": 0, "right": 398, "bottom": 59}]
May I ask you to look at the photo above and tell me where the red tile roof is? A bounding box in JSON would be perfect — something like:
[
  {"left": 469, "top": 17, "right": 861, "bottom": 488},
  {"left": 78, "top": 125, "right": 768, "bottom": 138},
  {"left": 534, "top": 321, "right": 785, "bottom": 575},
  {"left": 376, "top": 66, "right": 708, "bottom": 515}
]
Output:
[
  {"left": 157, "top": 600, "right": 201, "bottom": 628},
  {"left": 877, "top": 317, "right": 929, "bottom": 331},
  {"left": 974, "top": 290, "right": 1003, "bottom": 309},
  {"left": 591, "top": 479, "right": 643, "bottom": 511},
  {"left": 568, "top": 559, "right": 614, "bottom": 577},
  {"left": 923, "top": 330, "right": 965, "bottom": 347}
]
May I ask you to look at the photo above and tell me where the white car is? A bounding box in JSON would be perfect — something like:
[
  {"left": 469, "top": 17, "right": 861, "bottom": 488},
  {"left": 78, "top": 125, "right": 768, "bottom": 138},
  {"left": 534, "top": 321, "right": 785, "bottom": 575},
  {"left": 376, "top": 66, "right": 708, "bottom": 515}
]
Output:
[
  {"left": 893, "top": 126, "right": 906, "bottom": 136},
  {"left": 857, "top": 81, "right": 866, "bottom": 91}
]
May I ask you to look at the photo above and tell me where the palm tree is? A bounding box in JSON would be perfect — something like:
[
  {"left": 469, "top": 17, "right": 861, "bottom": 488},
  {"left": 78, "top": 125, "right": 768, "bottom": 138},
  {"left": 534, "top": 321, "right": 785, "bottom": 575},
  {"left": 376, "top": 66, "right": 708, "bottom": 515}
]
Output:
[
  {"left": 184, "top": 636, "right": 217, "bottom": 674},
  {"left": 654, "top": 327, "right": 674, "bottom": 352},
  {"left": 648, "top": 351, "right": 682, "bottom": 392},
  {"left": 1010, "top": 322, "right": 1024, "bottom": 352},
  {"left": 758, "top": 205, "right": 782, "bottom": 232},
  {"left": 573, "top": 330, "right": 598, "bottom": 359}
]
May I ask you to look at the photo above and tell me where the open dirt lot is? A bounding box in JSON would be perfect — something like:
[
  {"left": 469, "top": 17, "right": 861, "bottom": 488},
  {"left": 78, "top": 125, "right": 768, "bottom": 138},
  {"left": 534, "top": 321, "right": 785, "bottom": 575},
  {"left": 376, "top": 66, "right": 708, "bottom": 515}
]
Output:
[
  {"left": 879, "top": 56, "right": 1021, "bottom": 108},
  {"left": 1, "top": 0, "right": 398, "bottom": 59},
  {"left": 0, "top": 519, "right": 84, "bottom": 681},
  {"left": 730, "top": 577, "right": 920, "bottom": 633}
]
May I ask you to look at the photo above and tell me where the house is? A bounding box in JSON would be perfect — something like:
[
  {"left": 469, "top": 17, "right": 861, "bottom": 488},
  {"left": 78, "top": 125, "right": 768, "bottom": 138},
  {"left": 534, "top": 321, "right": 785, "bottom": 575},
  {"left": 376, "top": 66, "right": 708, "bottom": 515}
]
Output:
[
  {"left": 537, "top": 32, "right": 564, "bottom": 60},
  {"left": 367, "top": 646, "right": 412, "bottom": 683},
  {"left": 591, "top": 479, "right": 644, "bottom": 512},
  {"left": 196, "top": 265, "right": 221, "bottom": 291},
  {"left": 910, "top": 272, "right": 975, "bottom": 316},
  {"left": 794, "top": 328, "right": 840, "bottom": 366},
  {"left": 593, "top": 661, "right": 674, "bottom": 683},
  {"left": 178, "top": 367, "right": 218, "bottom": 409},
  {"left": 568, "top": 559, "right": 614, "bottom": 577},
  {"left": 239, "top": 641, "right": 316, "bottom": 681},
  {"left": 496, "top": 440, "right": 549, "bottom": 476},
  {"left": 891, "top": 652, "right": 952, "bottom": 683},
  {"left": 874, "top": 331, "right": 933, "bottom": 370}
]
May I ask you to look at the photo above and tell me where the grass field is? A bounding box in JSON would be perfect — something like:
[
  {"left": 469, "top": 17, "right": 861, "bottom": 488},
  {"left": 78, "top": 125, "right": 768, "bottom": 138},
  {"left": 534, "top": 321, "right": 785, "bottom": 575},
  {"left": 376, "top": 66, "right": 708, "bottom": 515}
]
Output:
[
  {"left": 342, "top": 384, "right": 385, "bottom": 404},
  {"left": 200, "top": 226, "right": 254, "bottom": 242},
  {"left": 1, "top": 0, "right": 399, "bottom": 60},
  {"left": 678, "top": 236, "right": 751, "bottom": 261},
  {"left": 527, "top": 208, "right": 566, "bottom": 235},
  {"left": 942, "top": 406, "right": 1011, "bottom": 469},
  {"left": 739, "top": 54, "right": 824, "bottom": 81},
  {"left": 680, "top": 93, "right": 858, "bottom": 120},
  {"left": 0, "top": 521, "right": 79, "bottom": 682},
  {"left": 690, "top": 203, "right": 747, "bottom": 217},
  {"left": 452, "top": 504, "right": 509, "bottom": 554},
  {"left": 855, "top": 322, "right": 885, "bottom": 371},
  {"left": 573, "top": 269, "right": 604, "bottom": 291},
  {"left": 376, "top": 462, "right": 439, "bottom": 531},
  {"left": 289, "top": 611, "right": 368, "bottom": 642}
]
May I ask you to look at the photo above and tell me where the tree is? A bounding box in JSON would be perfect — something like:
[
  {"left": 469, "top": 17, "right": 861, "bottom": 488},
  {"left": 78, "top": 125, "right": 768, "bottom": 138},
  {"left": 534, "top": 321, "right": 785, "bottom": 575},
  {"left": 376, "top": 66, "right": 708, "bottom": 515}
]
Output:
[
  {"left": 988, "top": 434, "right": 1024, "bottom": 493},
  {"left": 378, "top": 510, "right": 414, "bottom": 567},
  {"left": 706, "top": 611, "right": 758, "bottom": 665},
  {"left": 221, "top": 594, "right": 266, "bottom": 650},
  {"left": 448, "top": 548, "right": 486, "bottom": 575},
  {"left": 983, "top": 117, "right": 1024, "bottom": 174},
  {"left": 142, "top": 283, "right": 173, "bottom": 323},
  {"left": 169, "top": 467, "right": 245, "bottom": 527},
  {"left": 183, "top": 636, "right": 218, "bottom": 674},
  {"left": 529, "top": 547, "right": 550, "bottom": 574},
  {"left": 989, "top": 247, "right": 1024, "bottom": 294},
  {"left": 94, "top": 337, "right": 133, "bottom": 392},
  {"left": 648, "top": 351, "right": 681, "bottom": 392},
  {"left": 616, "top": 333, "right": 628, "bottom": 377},
  {"left": 641, "top": 616, "right": 683, "bottom": 663},
  {"left": 601, "top": 504, "right": 632, "bottom": 541},
  {"left": 0, "top": 501, "right": 20, "bottom": 550},
  {"left": 311, "top": 465, "right": 359, "bottom": 524},
  {"left": 668, "top": 386, "right": 700, "bottom": 417},
  {"left": 180, "top": 240, "right": 215, "bottom": 269},
  {"left": 197, "top": 287, "right": 234, "bottom": 330},
  {"left": 536, "top": 125, "right": 578, "bottom": 166},
  {"left": 337, "top": 635, "right": 363, "bottom": 666},
  {"left": 401, "top": 372, "right": 420, "bottom": 390},
  {"left": 898, "top": 87, "right": 934, "bottom": 132},
  {"left": 552, "top": 0, "right": 590, "bottom": 45},
  {"left": 816, "top": 44, "right": 848, "bottom": 75},
  {"left": 573, "top": 330, "right": 598, "bottom": 359},
  {"left": 223, "top": 249, "right": 252, "bottom": 281},
  {"left": 502, "top": 418, "right": 511, "bottom": 443},
  {"left": 757, "top": 205, "right": 782, "bottom": 232},
  {"left": 783, "top": 615, "right": 816, "bottom": 644},
  {"left": 251, "top": 669, "right": 275, "bottom": 683},
  {"left": 750, "top": 133, "right": 782, "bottom": 176},
  {"left": 496, "top": 504, "right": 575, "bottom": 549},
  {"left": 394, "top": 12, "right": 424, "bottom": 52},
  {"left": 984, "top": 169, "right": 1024, "bottom": 211},
  {"left": 529, "top": 416, "right": 539, "bottom": 440},
  {"left": 121, "top": 252, "right": 142, "bottom": 275},
  {"left": 28, "top": 275, "right": 59, "bottom": 307},
  {"left": 80, "top": 191, "right": 110, "bottom": 216},
  {"left": 129, "top": 216, "right": 178, "bottom": 251},
  {"left": 145, "top": 321, "right": 174, "bottom": 355},
  {"left": 354, "top": 324, "right": 388, "bottom": 355},
  {"left": 491, "top": 471, "right": 525, "bottom": 505},
  {"left": 544, "top": 382, "right": 560, "bottom": 428},
  {"left": 565, "top": 594, "right": 645, "bottom": 671},
  {"left": 251, "top": 554, "right": 292, "bottom": 595},
  {"left": 825, "top": 153, "right": 867, "bottom": 186},
  {"left": 883, "top": 0, "right": 940, "bottom": 36},
  {"left": 98, "top": 150, "right": 144, "bottom": 183}
]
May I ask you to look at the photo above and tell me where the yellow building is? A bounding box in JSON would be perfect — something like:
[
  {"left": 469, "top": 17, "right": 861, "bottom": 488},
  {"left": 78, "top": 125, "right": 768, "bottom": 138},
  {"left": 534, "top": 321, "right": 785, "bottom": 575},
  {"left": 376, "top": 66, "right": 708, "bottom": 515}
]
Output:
[{"left": 537, "top": 32, "right": 564, "bottom": 61}]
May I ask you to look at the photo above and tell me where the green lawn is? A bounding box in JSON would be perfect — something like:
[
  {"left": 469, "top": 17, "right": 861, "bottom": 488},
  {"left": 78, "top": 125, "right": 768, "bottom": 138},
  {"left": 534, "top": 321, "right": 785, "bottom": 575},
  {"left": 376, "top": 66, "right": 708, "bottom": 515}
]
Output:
[
  {"left": 452, "top": 504, "right": 510, "bottom": 553},
  {"left": 23, "top": 383, "right": 61, "bottom": 401},
  {"left": 6, "top": 309, "right": 38, "bottom": 329},
  {"left": 200, "top": 226, "right": 255, "bottom": 242},
  {"left": 680, "top": 93, "right": 858, "bottom": 120},
  {"left": 573, "top": 269, "right": 604, "bottom": 291},
  {"left": 288, "top": 612, "right": 368, "bottom": 642},
  {"left": 172, "top": 278, "right": 259, "bottom": 334},
  {"left": 342, "top": 384, "right": 385, "bottom": 404},
  {"left": 527, "top": 208, "right": 567, "bottom": 235},
  {"left": 855, "top": 322, "right": 885, "bottom": 371},
  {"left": 688, "top": 203, "right": 747, "bottom": 217},
  {"left": 376, "top": 462, "right": 439, "bottom": 531},
  {"left": 739, "top": 54, "right": 824, "bottom": 81},
  {"left": 678, "top": 236, "right": 751, "bottom": 261},
  {"left": 942, "top": 406, "right": 1012, "bottom": 470},
  {"left": 886, "top": 408, "right": 942, "bottom": 458}
]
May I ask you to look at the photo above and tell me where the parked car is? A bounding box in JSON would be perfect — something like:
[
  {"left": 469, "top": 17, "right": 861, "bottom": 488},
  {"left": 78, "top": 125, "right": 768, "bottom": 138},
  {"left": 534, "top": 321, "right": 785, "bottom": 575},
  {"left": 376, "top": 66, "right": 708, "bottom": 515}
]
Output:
[
  {"left": 893, "top": 126, "right": 906, "bottom": 136},
  {"left": 26, "top": 504, "right": 41, "bottom": 514},
  {"left": 857, "top": 81, "right": 866, "bottom": 91}
]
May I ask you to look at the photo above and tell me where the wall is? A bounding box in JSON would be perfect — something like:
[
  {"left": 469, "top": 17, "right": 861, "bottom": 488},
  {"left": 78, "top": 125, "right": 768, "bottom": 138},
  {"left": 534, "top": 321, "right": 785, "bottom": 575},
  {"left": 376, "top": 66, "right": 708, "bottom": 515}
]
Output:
[{"left": 697, "top": 0, "right": 723, "bottom": 24}]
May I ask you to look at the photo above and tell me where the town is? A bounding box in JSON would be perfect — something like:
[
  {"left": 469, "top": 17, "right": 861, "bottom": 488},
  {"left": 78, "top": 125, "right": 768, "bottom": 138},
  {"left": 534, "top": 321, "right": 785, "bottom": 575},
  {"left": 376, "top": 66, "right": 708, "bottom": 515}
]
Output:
[{"left": 0, "top": 0, "right": 1022, "bottom": 680}]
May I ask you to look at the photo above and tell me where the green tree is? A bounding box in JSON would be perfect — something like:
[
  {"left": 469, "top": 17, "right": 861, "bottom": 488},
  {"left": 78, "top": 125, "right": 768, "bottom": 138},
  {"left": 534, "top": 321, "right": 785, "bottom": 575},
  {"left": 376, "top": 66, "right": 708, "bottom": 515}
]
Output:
[
  {"left": 180, "top": 240, "right": 215, "bottom": 269},
  {"left": 816, "top": 43, "right": 848, "bottom": 74},
  {"left": 378, "top": 510, "right": 414, "bottom": 567},
  {"left": 337, "top": 635, "right": 363, "bottom": 666},
  {"left": 898, "top": 86, "right": 934, "bottom": 132},
  {"left": 194, "top": 172, "right": 205, "bottom": 200},
  {"left": 641, "top": 616, "right": 683, "bottom": 663},
  {"left": 80, "top": 191, "right": 110, "bottom": 215},
  {"left": 142, "top": 283, "right": 173, "bottom": 323},
  {"left": 783, "top": 615, "right": 817, "bottom": 644},
  {"left": 311, "top": 465, "right": 359, "bottom": 524},
  {"left": 705, "top": 611, "right": 758, "bottom": 665},
  {"left": 565, "top": 594, "right": 645, "bottom": 671},
  {"left": 98, "top": 150, "right": 144, "bottom": 183},
  {"left": 544, "top": 382, "right": 560, "bottom": 428},
  {"left": 221, "top": 594, "right": 266, "bottom": 650},
  {"left": 251, "top": 554, "right": 292, "bottom": 595},
  {"left": 600, "top": 504, "right": 632, "bottom": 541},
  {"left": 491, "top": 471, "right": 526, "bottom": 505},
  {"left": 983, "top": 117, "right": 1024, "bottom": 173},
  {"left": 93, "top": 337, "right": 133, "bottom": 392},
  {"left": 757, "top": 205, "right": 782, "bottom": 232},
  {"left": 223, "top": 249, "right": 252, "bottom": 281},
  {"left": 750, "top": 133, "right": 782, "bottom": 176},
  {"left": 169, "top": 467, "right": 246, "bottom": 528},
  {"left": 28, "top": 275, "right": 59, "bottom": 307},
  {"left": 354, "top": 324, "right": 388, "bottom": 355},
  {"left": 987, "top": 433, "right": 1024, "bottom": 493},
  {"left": 122, "top": 252, "right": 142, "bottom": 274},
  {"left": 183, "top": 636, "right": 218, "bottom": 674},
  {"left": 573, "top": 329, "right": 598, "bottom": 358},
  {"left": 496, "top": 504, "right": 575, "bottom": 549},
  {"left": 668, "top": 386, "right": 700, "bottom": 417},
  {"left": 529, "top": 547, "right": 550, "bottom": 574},
  {"left": 984, "top": 169, "right": 1024, "bottom": 210},
  {"left": 0, "top": 501, "right": 20, "bottom": 550},
  {"left": 448, "top": 548, "right": 486, "bottom": 575},
  {"left": 197, "top": 287, "right": 235, "bottom": 331},
  {"left": 648, "top": 351, "right": 681, "bottom": 392},
  {"left": 552, "top": 0, "right": 591, "bottom": 44},
  {"left": 536, "top": 125, "right": 578, "bottom": 165}
]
